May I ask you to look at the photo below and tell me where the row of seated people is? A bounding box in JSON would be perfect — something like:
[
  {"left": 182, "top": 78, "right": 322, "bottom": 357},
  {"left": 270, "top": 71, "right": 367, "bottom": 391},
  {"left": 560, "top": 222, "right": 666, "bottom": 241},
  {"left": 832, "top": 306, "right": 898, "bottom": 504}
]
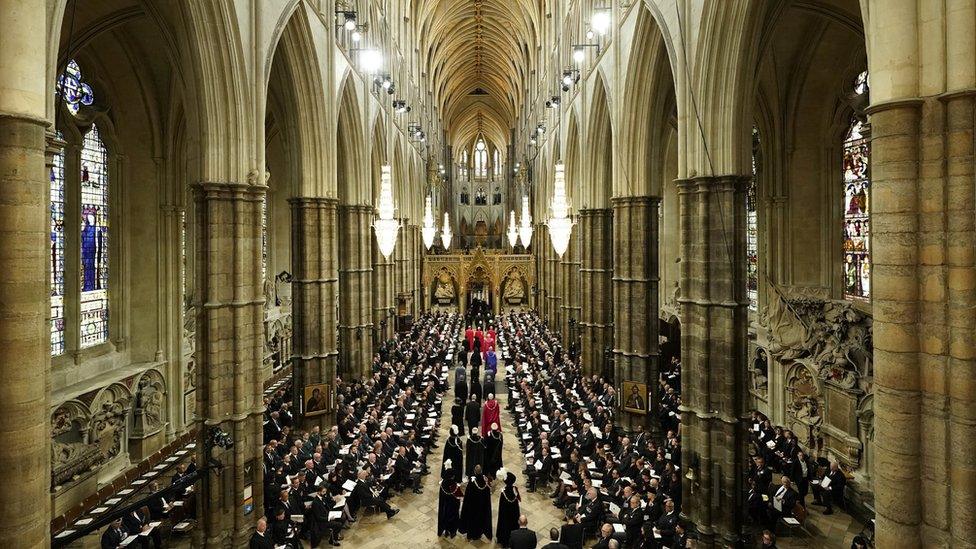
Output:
[
  {"left": 746, "top": 410, "right": 850, "bottom": 535},
  {"left": 501, "top": 312, "right": 690, "bottom": 549},
  {"left": 97, "top": 378, "right": 291, "bottom": 548},
  {"left": 254, "top": 312, "right": 460, "bottom": 547},
  {"left": 100, "top": 467, "right": 196, "bottom": 549}
]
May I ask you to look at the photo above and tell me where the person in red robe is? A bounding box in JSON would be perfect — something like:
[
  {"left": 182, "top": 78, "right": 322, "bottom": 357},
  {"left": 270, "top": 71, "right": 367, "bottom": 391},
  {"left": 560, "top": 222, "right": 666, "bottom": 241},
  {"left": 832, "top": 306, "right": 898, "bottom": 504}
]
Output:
[
  {"left": 465, "top": 326, "right": 474, "bottom": 351},
  {"left": 482, "top": 334, "right": 494, "bottom": 360},
  {"left": 481, "top": 394, "right": 501, "bottom": 438}
]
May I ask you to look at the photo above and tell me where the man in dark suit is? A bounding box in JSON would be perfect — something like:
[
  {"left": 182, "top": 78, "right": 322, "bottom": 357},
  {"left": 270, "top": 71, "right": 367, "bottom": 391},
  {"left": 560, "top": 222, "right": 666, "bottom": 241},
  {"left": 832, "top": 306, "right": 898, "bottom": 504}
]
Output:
[
  {"left": 541, "top": 527, "right": 570, "bottom": 549},
  {"left": 654, "top": 499, "right": 679, "bottom": 540},
  {"left": 816, "top": 461, "right": 847, "bottom": 515},
  {"left": 122, "top": 506, "right": 160, "bottom": 549},
  {"left": 100, "top": 518, "right": 127, "bottom": 549},
  {"left": 591, "top": 523, "right": 614, "bottom": 549},
  {"left": 249, "top": 518, "right": 275, "bottom": 549},
  {"left": 509, "top": 514, "right": 539, "bottom": 549},
  {"left": 559, "top": 519, "right": 585, "bottom": 549}
]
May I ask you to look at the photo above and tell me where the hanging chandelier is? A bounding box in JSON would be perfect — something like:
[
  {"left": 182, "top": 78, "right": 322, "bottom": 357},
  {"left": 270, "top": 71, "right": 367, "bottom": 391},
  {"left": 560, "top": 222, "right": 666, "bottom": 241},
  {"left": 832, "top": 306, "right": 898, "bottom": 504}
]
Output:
[
  {"left": 372, "top": 165, "right": 400, "bottom": 258},
  {"left": 547, "top": 162, "right": 574, "bottom": 257},
  {"left": 441, "top": 212, "right": 453, "bottom": 250},
  {"left": 421, "top": 195, "right": 437, "bottom": 250},
  {"left": 518, "top": 195, "right": 533, "bottom": 248},
  {"left": 507, "top": 210, "right": 519, "bottom": 248}
]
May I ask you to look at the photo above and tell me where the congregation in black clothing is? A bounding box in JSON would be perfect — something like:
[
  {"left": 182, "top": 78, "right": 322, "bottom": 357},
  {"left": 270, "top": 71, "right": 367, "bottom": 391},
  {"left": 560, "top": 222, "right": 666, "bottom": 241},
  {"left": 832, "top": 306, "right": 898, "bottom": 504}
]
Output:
[{"left": 253, "top": 312, "right": 459, "bottom": 547}]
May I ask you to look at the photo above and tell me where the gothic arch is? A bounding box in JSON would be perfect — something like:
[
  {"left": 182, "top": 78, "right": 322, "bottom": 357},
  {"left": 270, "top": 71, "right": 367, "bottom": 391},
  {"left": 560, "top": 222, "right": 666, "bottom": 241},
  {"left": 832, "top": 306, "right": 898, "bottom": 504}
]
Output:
[
  {"left": 336, "top": 75, "right": 367, "bottom": 205},
  {"left": 584, "top": 76, "right": 613, "bottom": 209},
  {"left": 620, "top": 5, "right": 677, "bottom": 197}
]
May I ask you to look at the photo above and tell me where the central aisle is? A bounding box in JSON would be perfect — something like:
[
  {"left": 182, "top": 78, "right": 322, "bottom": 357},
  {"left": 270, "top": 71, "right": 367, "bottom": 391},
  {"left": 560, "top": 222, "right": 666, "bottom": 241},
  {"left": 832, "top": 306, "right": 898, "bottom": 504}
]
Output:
[{"left": 338, "top": 362, "right": 565, "bottom": 548}]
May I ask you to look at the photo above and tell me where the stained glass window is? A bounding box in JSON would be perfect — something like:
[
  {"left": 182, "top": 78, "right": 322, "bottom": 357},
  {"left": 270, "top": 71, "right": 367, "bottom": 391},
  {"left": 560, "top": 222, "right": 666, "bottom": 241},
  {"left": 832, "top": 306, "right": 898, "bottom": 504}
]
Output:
[
  {"left": 843, "top": 71, "right": 870, "bottom": 300},
  {"left": 80, "top": 124, "right": 110, "bottom": 347},
  {"left": 56, "top": 60, "right": 95, "bottom": 116},
  {"left": 261, "top": 194, "right": 268, "bottom": 280},
  {"left": 747, "top": 126, "right": 760, "bottom": 310},
  {"left": 51, "top": 132, "right": 66, "bottom": 355},
  {"left": 493, "top": 149, "right": 501, "bottom": 178}
]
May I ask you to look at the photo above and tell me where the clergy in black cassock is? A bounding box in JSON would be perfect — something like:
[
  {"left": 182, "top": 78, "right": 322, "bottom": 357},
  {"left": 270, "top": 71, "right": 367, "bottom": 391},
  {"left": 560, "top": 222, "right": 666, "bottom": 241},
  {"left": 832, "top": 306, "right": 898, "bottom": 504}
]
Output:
[
  {"left": 495, "top": 470, "right": 521, "bottom": 548},
  {"left": 465, "top": 429, "right": 485, "bottom": 477},
  {"left": 465, "top": 395, "right": 481, "bottom": 435},
  {"left": 451, "top": 399, "right": 465, "bottom": 432},
  {"left": 455, "top": 375, "right": 469, "bottom": 403},
  {"left": 437, "top": 460, "right": 463, "bottom": 538},
  {"left": 484, "top": 424, "right": 503, "bottom": 479},
  {"left": 470, "top": 376, "right": 483, "bottom": 402},
  {"left": 442, "top": 425, "right": 464, "bottom": 479},
  {"left": 459, "top": 465, "right": 493, "bottom": 541}
]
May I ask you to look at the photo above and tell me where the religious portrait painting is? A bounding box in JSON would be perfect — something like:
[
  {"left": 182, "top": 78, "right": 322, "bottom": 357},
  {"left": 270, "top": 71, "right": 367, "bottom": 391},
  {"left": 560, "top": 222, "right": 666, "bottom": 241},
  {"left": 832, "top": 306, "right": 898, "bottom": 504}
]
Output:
[
  {"left": 304, "top": 383, "right": 331, "bottom": 417},
  {"left": 622, "top": 381, "right": 648, "bottom": 414}
]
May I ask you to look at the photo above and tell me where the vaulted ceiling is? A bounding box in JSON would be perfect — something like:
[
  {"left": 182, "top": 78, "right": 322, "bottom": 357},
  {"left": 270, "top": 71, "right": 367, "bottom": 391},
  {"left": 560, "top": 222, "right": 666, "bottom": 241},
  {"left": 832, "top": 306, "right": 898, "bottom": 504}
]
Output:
[{"left": 410, "top": 0, "right": 543, "bottom": 152}]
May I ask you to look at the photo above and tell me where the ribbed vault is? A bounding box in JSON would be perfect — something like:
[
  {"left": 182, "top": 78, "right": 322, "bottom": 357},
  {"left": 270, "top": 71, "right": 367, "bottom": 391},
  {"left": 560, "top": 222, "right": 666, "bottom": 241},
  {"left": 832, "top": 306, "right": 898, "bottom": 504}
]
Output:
[{"left": 411, "top": 0, "right": 541, "bottom": 150}]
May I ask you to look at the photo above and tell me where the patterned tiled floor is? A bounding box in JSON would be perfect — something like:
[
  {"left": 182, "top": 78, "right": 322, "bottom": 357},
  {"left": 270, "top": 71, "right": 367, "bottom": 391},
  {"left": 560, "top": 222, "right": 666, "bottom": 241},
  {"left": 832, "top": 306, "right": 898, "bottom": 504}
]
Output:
[{"left": 337, "top": 361, "right": 869, "bottom": 549}]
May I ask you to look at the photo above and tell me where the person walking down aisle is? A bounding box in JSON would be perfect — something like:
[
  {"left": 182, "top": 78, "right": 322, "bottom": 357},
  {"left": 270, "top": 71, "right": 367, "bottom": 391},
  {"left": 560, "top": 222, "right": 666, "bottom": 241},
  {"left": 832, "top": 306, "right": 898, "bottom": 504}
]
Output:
[
  {"left": 496, "top": 469, "right": 522, "bottom": 547},
  {"left": 458, "top": 464, "right": 494, "bottom": 541},
  {"left": 436, "top": 460, "right": 463, "bottom": 538}
]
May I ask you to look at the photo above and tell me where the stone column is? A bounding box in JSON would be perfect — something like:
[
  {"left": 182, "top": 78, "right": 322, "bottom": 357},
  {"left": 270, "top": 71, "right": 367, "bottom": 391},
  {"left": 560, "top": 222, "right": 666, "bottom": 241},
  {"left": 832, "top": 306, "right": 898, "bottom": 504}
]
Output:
[
  {"left": 871, "top": 93, "right": 976, "bottom": 547},
  {"left": 338, "top": 204, "right": 374, "bottom": 379},
  {"left": 372, "top": 230, "right": 394, "bottom": 344},
  {"left": 408, "top": 224, "right": 421, "bottom": 316},
  {"left": 579, "top": 208, "right": 613, "bottom": 376},
  {"left": 675, "top": 176, "right": 749, "bottom": 546},
  {"left": 289, "top": 197, "right": 338, "bottom": 428},
  {"left": 545, "top": 228, "right": 561, "bottom": 332},
  {"left": 534, "top": 223, "right": 548, "bottom": 320},
  {"left": 610, "top": 196, "right": 659, "bottom": 431},
  {"left": 192, "top": 181, "right": 267, "bottom": 547},
  {"left": 559, "top": 230, "right": 581, "bottom": 349},
  {"left": 942, "top": 91, "right": 975, "bottom": 547},
  {"left": 0, "top": 4, "right": 53, "bottom": 546}
]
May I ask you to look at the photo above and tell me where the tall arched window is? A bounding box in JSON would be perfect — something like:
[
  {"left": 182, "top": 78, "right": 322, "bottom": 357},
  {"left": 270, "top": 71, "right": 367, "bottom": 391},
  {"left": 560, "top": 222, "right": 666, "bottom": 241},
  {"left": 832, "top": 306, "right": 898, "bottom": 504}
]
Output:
[
  {"left": 746, "top": 126, "right": 760, "bottom": 310},
  {"left": 80, "top": 124, "right": 110, "bottom": 347},
  {"left": 493, "top": 148, "right": 501, "bottom": 178},
  {"left": 51, "top": 59, "right": 113, "bottom": 354},
  {"left": 474, "top": 140, "right": 487, "bottom": 178},
  {"left": 51, "top": 132, "right": 66, "bottom": 355},
  {"left": 843, "top": 71, "right": 870, "bottom": 300}
]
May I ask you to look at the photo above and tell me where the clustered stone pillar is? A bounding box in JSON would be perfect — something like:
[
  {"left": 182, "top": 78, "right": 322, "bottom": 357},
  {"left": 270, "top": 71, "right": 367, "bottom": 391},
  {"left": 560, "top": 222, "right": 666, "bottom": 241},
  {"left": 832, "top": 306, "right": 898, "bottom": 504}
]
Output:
[
  {"left": 676, "top": 176, "right": 749, "bottom": 546},
  {"left": 610, "top": 196, "right": 659, "bottom": 431},
  {"left": 372, "top": 229, "right": 394, "bottom": 344},
  {"left": 559, "top": 230, "right": 581, "bottom": 350},
  {"left": 545, "top": 228, "right": 561, "bottom": 331},
  {"left": 338, "top": 204, "right": 374, "bottom": 378},
  {"left": 289, "top": 197, "right": 338, "bottom": 428},
  {"left": 407, "top": 224, "right": 421, "bottom": 315},
  {"left": 0, "top": 4, "right": 50, "bottom": 540},
  {"left": 579, "top": 208, "right": 613, "bottom": 376},
  {"left": 872, "top": 93, "right": 976, "bottom": 548},
  {"left": 534, "top": 223, "right": 549, "bottom": 321},
  {"left": 192, "top": 181, "right": 267, "bottom": 547}
]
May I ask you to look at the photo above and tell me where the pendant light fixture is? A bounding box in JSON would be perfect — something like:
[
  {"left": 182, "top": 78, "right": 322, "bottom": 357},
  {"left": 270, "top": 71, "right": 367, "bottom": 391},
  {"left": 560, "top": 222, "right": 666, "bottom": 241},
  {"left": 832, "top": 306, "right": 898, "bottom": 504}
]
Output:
[
  {"left": 518, "top": 195, "right": 533, "bottom": 247},
  {"left": 373, "top": 165, "right": 400, "bottom": 258},
  {"left": 441, "top": 212, "right": 453, "bottom": 250},
  {"left": 421, "top": 195, "right": 437, "bottom": 250},
  {"left": 507, "top": 210, "right": 519, "bottom": 248},
  {"left": 547, "top": 163, "right": 574, "bottom": 257}
]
